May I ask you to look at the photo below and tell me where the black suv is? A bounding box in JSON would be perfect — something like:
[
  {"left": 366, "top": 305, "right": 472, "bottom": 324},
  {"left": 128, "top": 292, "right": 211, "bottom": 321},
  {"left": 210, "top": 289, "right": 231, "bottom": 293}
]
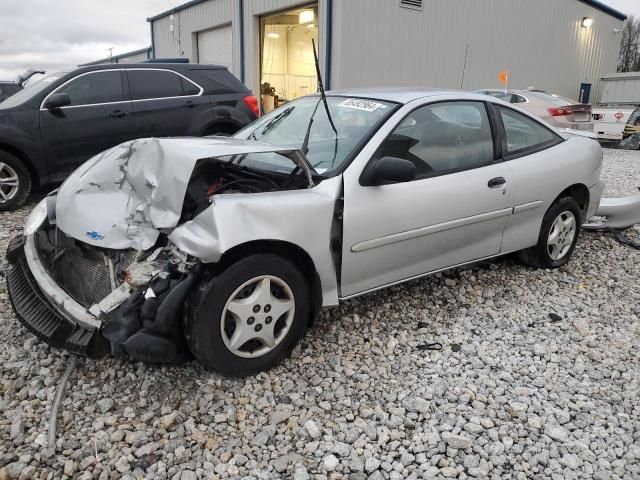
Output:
[{"left": 0, "top": 63, "right": 259, "bottom": 210}]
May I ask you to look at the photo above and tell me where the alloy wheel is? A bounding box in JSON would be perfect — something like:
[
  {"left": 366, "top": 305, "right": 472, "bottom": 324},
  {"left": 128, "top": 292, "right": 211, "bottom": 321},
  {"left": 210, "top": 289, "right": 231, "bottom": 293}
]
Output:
[
  {"left": 220, "top": 275, "right": 295, "bottom": 358},
  {"left": 547, "top": 210, "right": 576, "bottom": 261},
  {"left": 0, "top": 162, "right": 19, "bottom": 203}
]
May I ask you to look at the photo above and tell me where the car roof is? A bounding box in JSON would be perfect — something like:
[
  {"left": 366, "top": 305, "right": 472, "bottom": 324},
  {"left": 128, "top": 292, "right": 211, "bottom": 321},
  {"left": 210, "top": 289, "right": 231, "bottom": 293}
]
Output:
[{"left": 326, "top": 87, "right": 464, "bottom": 104}]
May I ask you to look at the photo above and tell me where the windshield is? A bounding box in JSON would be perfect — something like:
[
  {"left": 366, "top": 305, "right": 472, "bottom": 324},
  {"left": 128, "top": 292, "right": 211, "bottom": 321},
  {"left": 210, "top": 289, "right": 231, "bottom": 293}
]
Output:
[
  {"left": 234, "top": 96, "right": 397, "bottom": 175},
  {"left": 526, "top": 91, "right": 576, "bottom": 105},
  {"left": 0, "top": 72, "right": 66, "bottom": 109},
  {"left": 482, "top": 90, "right": 513, "bottom": 101}
]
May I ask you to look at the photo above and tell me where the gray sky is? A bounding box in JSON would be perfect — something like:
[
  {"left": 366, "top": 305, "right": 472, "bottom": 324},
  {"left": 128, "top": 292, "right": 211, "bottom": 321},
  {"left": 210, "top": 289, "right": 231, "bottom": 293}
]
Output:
[{"left": 1, "top": 0, "right": 639, "bottom": 82}]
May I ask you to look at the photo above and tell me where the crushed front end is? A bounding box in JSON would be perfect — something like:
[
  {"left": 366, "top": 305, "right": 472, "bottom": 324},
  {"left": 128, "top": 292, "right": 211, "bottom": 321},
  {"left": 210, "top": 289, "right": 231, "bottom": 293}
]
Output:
[
  {"left": 6, "top": 217, "right": 200, "bottom": 363},
  {"left": 5, "top": 137, "right": 333, "bottom": 363}
]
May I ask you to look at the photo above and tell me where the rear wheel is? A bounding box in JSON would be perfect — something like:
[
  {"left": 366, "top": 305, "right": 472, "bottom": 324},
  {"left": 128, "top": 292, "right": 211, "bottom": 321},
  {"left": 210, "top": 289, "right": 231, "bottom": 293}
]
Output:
[
  {"left": 0, "top": 151, "right": 31, "bottom": 211},
  {"left": 185, "top": 254, "right": 309, "bottom": 377},
  {"left": 518, "top": 196, "right": 581, "bottom": 268}
]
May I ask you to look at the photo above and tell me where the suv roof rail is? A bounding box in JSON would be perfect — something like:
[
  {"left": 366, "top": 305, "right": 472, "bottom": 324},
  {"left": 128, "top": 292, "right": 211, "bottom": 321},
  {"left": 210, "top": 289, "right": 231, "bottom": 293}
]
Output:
[{"left": 143, "top": 58, "right": 190, "bottom": 63}]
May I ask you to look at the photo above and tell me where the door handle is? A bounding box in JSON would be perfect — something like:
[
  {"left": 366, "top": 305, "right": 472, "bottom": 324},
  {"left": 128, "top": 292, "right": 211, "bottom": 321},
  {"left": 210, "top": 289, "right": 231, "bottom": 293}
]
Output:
[
  {"left": 488, "top": 177, "right": 506, "bottom": 188},
  {"left": 109, "top": 110, "right": 128, "bottom": 118},
  {"left": 184, "top": 100, "right": 195, "bottom": 108}
]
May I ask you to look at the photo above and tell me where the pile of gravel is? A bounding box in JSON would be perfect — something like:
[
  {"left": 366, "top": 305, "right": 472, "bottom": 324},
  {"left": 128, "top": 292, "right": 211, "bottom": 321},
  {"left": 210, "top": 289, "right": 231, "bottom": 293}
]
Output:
[{"left": 0, "top": 149, "right": 638, "bottom": 480}]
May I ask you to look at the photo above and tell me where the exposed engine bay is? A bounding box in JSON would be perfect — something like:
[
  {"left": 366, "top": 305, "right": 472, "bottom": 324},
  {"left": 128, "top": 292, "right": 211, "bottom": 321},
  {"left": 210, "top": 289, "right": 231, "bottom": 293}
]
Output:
[{"left": 181, "top": 157, "right": 310, "bottom": 222}]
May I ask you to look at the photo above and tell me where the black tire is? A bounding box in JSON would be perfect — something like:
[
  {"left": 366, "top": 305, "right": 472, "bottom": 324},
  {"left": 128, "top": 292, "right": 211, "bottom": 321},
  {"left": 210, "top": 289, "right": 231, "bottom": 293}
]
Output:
[
  {"left": 518, "top": 196, "right": 582, "bottom": 269},
  {"left": 0, "top": 150, "right": 32, "bottom": 211},
  {"left": 185, "top": 254, "right": 309, "bottom": 377}
]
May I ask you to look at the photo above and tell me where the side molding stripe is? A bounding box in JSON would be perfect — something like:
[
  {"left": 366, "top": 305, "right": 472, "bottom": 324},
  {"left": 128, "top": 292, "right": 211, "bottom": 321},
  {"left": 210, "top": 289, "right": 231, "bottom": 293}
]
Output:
[{"left": 351, "top": 208, "right": 513, "bottom": 253}]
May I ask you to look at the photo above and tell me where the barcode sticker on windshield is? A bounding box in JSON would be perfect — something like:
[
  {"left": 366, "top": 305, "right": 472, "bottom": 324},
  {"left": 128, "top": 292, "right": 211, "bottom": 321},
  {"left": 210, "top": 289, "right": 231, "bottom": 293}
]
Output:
[{"left": 337, "top": 98, "right": 386, "bottom": 112}]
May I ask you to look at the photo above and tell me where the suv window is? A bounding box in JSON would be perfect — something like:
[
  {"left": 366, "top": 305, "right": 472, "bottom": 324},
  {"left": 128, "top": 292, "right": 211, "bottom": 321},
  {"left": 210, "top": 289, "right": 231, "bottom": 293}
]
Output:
[
  {"left": 1, "top": 84, "right": 20, "bottom": 95},
  {"left": 56, "top": 71, "right": 125, "bottom": 106},
  {"left": 498, "top": 106, "right": 559, "bottom": 155},
  {"left": 378, "top": 101, "right": 495, "bottom": 178},
  {"left": 128, "top": 70, "right": 199, "bottom": 100},
  {"left": 191, "top": 69, "right": 247, "bottom": 93}
]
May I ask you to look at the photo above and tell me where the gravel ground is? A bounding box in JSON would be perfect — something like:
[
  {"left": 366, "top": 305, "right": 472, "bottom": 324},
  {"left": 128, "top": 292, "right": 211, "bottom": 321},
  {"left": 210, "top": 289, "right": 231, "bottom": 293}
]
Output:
[{"left": 0, "top": 148, "right": 638, "bottom": 480}]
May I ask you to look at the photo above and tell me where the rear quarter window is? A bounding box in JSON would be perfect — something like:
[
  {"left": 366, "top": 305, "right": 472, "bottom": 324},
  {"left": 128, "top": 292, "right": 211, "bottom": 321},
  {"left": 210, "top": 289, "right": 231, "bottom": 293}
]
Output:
[{"left": 189, "top": 69, "right": 248, "bottom": 94}]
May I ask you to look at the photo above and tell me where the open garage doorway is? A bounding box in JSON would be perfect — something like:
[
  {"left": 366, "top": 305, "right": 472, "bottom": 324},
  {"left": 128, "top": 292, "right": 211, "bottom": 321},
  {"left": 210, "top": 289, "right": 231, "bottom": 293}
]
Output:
[{"left": 260, "top": 4, "right": 318, "bottom": 113}]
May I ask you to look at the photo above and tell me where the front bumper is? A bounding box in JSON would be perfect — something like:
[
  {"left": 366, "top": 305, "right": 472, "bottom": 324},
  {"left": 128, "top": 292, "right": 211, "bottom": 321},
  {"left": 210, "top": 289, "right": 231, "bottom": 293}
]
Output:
[{"left": 6, "top": 235, "right": 109, "bottom": 358}]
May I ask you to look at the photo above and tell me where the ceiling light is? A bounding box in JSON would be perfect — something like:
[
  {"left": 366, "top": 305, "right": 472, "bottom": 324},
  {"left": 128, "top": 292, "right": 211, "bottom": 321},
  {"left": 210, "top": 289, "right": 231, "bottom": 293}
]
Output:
[
  {"left": 581, "top": 17, "right": 593, "bottom": 28},
  {"left": 299, "top": 10, "right": 314, "bottom": 25},
  {"left": 267, "top": 32, "right": 280, "bottom": 39}
]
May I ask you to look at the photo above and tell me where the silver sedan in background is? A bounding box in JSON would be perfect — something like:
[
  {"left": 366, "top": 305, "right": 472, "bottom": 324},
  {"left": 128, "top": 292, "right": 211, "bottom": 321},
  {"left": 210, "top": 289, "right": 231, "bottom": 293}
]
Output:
[
  {"left": 7, "top": 88, "right": 604, "bottom": 376},
  {"left": 477, "top": 88, "right": 593, "bottom": 131}
]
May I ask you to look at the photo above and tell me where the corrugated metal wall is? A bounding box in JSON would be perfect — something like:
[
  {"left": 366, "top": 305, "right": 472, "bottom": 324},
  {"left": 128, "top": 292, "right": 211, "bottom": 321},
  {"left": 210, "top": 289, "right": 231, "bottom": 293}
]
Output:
[
  {"left": 332, "top": 0, "right": 622, "bottom": 100},
  {"left": 150, "top": 0, "right": 623, "bottom": 100},
  {"left": 151, "top": 0, "right": 235, "bottom": 68},
  {"left": 117, "top": 51, "right": 150, "bottom": 64}
]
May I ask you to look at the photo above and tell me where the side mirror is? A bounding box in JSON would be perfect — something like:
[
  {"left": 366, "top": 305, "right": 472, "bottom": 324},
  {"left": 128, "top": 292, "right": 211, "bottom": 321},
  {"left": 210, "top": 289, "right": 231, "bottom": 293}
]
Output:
[
  {"left": 43, "top": 93, "right": 71, "bottom": 109},
  {"left": 362, "top": 156, "right": 416, "bottom": 186}
]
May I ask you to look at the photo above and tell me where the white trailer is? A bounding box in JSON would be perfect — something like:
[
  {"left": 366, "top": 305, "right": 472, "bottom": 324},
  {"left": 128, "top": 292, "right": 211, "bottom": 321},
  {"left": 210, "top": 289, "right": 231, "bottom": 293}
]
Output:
[{"left": 592, "top": 72, "right": 640, "bottom": 147}]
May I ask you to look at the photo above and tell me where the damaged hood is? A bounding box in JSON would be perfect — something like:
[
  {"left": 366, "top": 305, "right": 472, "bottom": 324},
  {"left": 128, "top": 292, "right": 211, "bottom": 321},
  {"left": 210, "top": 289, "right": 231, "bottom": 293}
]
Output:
[{"left": 56, "top": 137, "right": 315, "bottom": 250}]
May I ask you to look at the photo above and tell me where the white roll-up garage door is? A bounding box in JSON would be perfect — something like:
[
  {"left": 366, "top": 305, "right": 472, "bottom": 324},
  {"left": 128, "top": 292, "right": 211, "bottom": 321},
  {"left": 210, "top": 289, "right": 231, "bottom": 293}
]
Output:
[{"left": 197, "top": 25, "right": 233, "bottom": 72}]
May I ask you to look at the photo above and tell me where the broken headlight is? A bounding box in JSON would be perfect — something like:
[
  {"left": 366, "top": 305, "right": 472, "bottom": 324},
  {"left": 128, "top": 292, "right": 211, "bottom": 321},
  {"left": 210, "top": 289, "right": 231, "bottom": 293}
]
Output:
[{"left": 23, "top": 198, "right": 47, "bottom": 236}]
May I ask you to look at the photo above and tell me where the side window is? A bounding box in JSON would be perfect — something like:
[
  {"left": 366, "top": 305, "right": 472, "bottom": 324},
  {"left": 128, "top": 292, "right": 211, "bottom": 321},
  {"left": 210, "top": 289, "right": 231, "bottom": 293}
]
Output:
[
  {"left": 498, "top": 106, "right": 559, "bottom": 155},
  {"left": 56, "top": 71, "right": 125, "bottom": 106},
  {"left": 128, "top": 70, "right": 198, "bottom": 100},
  {"left": 181, "top": 77, "right": 199, "bottom": 96},
  {"left": 378, "top": 101, "right": 495, "bottom": 178},
  {"left": 513, "top": 95, "right": 527, "bottom": 104}
]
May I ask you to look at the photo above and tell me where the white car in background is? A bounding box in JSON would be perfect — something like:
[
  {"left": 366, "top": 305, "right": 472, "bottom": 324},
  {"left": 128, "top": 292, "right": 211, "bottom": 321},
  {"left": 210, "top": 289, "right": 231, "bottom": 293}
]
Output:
[{"left": 477, "top": 89, "right": 593, "bottom": 132}]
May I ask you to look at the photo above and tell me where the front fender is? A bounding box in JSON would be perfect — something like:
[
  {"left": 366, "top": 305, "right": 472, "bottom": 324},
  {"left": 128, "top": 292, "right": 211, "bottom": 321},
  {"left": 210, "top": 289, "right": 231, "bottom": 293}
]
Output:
[{"left": 168, "top": 176, "right": 343, "bottom": 307}]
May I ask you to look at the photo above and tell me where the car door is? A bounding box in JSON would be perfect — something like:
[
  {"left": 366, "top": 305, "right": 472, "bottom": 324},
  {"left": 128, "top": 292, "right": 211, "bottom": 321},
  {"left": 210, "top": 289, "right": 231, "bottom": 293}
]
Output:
[
  {"left": 340, "top": 100, "right": 515, "bottom": 298},
  {"left": 494, "top": 105, "right": 566, "bottom": 254},
  {"left": 125, "top": 68, "right": 210, "bottom": 137},
  {"left": 39, "top": 70, "right": 134, "bottom": 176}
]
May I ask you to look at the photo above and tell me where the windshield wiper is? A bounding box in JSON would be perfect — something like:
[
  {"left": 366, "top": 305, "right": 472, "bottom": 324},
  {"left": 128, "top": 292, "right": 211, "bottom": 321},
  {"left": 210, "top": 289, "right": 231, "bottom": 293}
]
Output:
[{"left": 250, "top": 105, "right": 295, "bottom": 141}]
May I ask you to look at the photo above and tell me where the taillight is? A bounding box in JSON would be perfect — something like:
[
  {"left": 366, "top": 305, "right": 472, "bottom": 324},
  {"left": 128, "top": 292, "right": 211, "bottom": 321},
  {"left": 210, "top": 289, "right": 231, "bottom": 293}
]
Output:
[
  {"left": 547, "top": 107, "right": 570, "bottom": 116},
  {"left": 243, "top": 95, "right": 260, "bottom": 118}
]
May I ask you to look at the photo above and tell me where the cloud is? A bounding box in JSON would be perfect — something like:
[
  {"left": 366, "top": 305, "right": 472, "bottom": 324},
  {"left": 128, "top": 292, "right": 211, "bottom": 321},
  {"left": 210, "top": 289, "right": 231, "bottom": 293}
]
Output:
[{"left": 0, "top": 0, "right": 176, "bottom": 80}]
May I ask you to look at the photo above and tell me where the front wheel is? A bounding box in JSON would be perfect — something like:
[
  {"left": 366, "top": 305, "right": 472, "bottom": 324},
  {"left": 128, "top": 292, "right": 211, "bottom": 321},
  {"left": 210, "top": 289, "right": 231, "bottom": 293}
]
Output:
[
  {"left": 518, "top": 196, "right": 582, "bottom": 268},
  {"left": 185, "top": 254, "right": 309, "bottom": 377}
]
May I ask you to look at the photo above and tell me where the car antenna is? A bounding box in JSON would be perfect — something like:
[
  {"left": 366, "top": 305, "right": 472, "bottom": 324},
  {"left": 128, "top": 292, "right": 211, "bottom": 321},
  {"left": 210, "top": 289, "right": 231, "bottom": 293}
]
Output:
[
  {"left": 301, "top": 39, "right": 338, "bottom": 157},
  {"left": 313, "top": 39, "right": 337, "bottom": 136}
]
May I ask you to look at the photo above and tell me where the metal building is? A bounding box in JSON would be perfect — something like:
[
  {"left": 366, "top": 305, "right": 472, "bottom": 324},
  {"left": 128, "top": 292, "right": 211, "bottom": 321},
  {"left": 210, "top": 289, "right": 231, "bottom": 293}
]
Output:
[
  {"left": 80, "top": 47, "right": 152, "bottom": 66},
  {"left": 147, "top": 0, "right": 625, "bottom": 107}
]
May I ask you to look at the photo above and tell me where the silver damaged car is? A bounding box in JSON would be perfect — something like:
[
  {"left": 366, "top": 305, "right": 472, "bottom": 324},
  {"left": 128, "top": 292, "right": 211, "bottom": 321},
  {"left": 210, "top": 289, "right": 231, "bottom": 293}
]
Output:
[{"left": 6, "top": 88, "right": 604, "bottom": 376}]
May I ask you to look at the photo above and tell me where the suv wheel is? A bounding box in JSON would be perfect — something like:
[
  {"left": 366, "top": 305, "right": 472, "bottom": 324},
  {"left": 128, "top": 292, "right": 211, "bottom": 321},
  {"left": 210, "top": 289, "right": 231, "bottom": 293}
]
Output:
[
  {"left": 0, "top": 151, "right": 31, "bottom": 211},
  {"left": 518, "top": 196, "right": 582, "bottom": 268},
  {"left": 185, "top": 254, "right": 309, "bottom": 377}
]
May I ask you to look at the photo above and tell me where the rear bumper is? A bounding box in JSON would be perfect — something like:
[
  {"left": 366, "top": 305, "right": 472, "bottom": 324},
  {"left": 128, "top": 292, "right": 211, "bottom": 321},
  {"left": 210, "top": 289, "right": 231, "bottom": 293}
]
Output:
[
  {"left": 584, "top": 192, "right": 640, "bottom": 231},
  {"left": 6, "top": 235, "right": 109, "bottom": 358}
]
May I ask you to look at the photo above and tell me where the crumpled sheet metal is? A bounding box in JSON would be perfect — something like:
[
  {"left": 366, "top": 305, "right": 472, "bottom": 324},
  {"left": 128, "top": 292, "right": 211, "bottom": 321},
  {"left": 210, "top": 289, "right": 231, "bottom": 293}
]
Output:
[
  {"left": 56, "top": 137, "right": 314, "bottom": 250},
  {"left": 583, "top": 193, "right": 640, "bottom": 231},
  {"left": 169, "top": 176, "right": 343, "bottom": 306}
]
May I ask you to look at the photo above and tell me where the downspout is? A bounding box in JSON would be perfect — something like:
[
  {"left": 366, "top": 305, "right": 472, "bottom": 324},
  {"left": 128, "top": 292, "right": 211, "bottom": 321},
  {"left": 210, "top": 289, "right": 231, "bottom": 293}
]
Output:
[
  {"left": 239, "top": 0, "right": 245, "bottom": 83},
  {"left": 149, "top": 21, "right": 156, "bottom": 59},
  {"left": 325, "top": 0, "right": 333, "bottom": 89}
]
